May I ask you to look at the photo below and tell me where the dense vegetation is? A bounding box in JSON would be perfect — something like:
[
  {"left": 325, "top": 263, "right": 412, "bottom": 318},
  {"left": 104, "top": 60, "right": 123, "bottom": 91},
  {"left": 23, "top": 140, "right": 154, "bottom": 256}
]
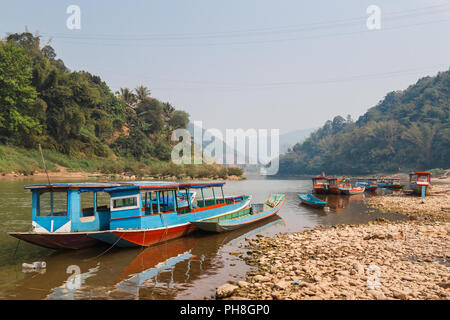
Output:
[
  {"left": 0, "top": 32, "right": 242, "bottom": 179},
  {"left": 278, "top": 69, "right": 450, "bottom": 175}
]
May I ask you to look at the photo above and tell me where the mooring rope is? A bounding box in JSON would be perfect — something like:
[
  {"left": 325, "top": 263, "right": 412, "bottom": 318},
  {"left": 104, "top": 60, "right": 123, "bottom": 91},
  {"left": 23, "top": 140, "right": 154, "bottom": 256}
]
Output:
[
  {"left": 84, "top": 233, "right": 125, "bottom": 261},
  {"left": 12, "top": 239, "right": 21, "bottom": 261}
]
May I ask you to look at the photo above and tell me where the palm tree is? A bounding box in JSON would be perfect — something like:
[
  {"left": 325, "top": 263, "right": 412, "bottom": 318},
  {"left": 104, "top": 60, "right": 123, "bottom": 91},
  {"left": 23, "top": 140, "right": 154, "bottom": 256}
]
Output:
[
  {"left": 116, "top": 88, "right": 137, "bottom": 107},
  {"left": 135, "top": 85, "right": 151, "bottom": 103}
]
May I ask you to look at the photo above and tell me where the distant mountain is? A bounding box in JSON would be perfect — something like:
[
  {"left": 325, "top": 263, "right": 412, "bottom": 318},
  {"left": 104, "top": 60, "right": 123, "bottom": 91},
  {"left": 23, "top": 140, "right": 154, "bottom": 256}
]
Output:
[
  {"left": 279, "top": 128, "right": 316, "bottom": 154},
  {"left": 187, "top": 122, "right": 251, "bottom": 165},
  {"left": 277, "top": 69, "right": 450, "bottom": 175}
]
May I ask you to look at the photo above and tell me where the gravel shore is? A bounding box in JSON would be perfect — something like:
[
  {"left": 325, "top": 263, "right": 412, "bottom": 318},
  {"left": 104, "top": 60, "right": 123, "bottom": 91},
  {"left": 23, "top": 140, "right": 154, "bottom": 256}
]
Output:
[
  {"left": 366, "top": 184, "right": 450, "bottom": 221},
  {"left": 216, "top": 220, "right": 449, "bottom": 300},
  {"left": 214, "top": 184, "right": 449, "bottom": 300}
]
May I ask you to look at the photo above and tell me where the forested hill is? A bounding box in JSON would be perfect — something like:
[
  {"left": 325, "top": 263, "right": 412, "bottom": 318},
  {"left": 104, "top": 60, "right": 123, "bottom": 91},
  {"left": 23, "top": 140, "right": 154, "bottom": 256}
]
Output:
[
  {"left": 0, "top": 32, "right": 190, "bottom": 161},
  {"left": 277, "top": 69, "right": 450, "bottom": 175}
]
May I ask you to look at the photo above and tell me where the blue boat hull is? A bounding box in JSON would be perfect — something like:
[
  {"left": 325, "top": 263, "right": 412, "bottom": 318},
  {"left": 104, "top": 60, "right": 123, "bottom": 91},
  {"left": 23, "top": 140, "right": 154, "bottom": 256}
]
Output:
[{"left": 298, "top": 194, "right": 327, "bottom": 208}]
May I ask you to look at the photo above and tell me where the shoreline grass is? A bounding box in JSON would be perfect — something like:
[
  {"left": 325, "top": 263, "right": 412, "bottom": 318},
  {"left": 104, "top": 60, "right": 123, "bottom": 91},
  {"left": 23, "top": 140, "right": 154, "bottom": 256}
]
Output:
[{"left": 0, "top": 144, "right": 244, "bottom": 180}]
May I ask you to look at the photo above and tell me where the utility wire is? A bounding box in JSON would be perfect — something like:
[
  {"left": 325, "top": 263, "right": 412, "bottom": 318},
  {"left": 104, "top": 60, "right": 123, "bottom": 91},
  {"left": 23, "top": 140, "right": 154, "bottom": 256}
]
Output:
[
  {"left": 38, "top": 3, "right": 450, "bottom": 41},
  {"left": 39, "top": 17, "right": 450, "bottom": 48}
]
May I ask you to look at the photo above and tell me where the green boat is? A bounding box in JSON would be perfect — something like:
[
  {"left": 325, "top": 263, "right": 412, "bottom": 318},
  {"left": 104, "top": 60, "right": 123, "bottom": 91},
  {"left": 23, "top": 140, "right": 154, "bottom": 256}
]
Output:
[{"left": 191, "top": 194, "right": 286, "bottom": 233}]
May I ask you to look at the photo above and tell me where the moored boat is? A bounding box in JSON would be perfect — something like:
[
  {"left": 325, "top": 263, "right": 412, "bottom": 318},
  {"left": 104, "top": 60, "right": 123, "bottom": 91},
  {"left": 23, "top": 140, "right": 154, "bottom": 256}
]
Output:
[
  {"left": 340, "top": 186, "right": 365, "bottom": 195},
  {"left": 90, "top": 181, "right": 251, "bottom": 247},
  {"left": 355, "top": 178, "right": 378, "bottom": 191},
  {"left": 191, "top": 194, "right": 285, "bottom": 233},
  {"left": 9, "top": 181, "right": 250, "bottom": 249},
  {"left": 312, "top": 176, "right": 328, "bottom": 194},
  {"left": 377, "top": 178, "right": 403, "bottom": 189},
  {"left": 327, "top": 177, "right": 345, "bottom": 194},
  {"left": 298, "top": 193, "right": 327, "bottom": 208},
  {"left": 409, "top": 172, "right": 431, "bottom": 196},
  {"left": 338, "top": 178, "right": 365, "bottom": 195}
]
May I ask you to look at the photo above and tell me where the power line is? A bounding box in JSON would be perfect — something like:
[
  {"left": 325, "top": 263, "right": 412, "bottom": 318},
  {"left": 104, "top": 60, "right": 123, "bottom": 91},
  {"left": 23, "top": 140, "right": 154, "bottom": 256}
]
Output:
[
  {"left": 40, "top": 17, "right": 450, "bottom": 48},
  {"left": 106, "top": 65, "right": 449, "bottom": 92},
  {"left": 37, "top": 3, "right": 450, "bottom": 42}
]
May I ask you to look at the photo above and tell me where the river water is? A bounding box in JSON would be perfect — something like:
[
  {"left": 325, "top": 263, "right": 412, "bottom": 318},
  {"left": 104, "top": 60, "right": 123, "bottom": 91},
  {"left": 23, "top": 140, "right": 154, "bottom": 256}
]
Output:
[{"left": 0, "top": 178, "right": 407, "bottom": 300}]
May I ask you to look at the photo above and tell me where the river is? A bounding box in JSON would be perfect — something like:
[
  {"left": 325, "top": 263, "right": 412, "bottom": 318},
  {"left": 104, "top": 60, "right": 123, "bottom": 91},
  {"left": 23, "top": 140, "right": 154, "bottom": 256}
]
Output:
[{"left": 0, "top": 177, "right": 407, "bottom": 299}]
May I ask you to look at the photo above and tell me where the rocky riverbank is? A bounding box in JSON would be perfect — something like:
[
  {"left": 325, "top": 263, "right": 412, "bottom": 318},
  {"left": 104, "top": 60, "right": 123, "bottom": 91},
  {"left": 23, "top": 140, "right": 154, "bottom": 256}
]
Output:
[
  {"left": 216, "top": 220, "right": 449, "bottom": 300},
  {"left": 365, "top": 184, "right": 450, "bottom": 221}
]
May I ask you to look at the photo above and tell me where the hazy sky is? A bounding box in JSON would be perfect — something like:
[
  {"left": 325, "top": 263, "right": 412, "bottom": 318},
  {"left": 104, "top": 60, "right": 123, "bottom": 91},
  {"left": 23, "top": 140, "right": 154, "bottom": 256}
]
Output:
[{"left": 1, "top": 0, "right": 449, "bottom": 134}]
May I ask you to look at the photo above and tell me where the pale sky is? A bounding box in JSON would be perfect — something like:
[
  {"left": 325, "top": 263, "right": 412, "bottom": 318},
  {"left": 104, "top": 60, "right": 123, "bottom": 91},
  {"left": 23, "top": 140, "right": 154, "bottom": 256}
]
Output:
[{"left": 1, "top": 0, "right": 449, "bottom": 134}]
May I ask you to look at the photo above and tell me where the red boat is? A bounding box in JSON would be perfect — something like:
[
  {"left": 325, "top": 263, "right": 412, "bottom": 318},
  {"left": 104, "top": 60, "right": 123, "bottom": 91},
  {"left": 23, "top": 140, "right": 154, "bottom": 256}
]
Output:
[
  {"left": 327, "top": 177, "right": 345, "bottom": 194},
  {"left": 409, "top": 172, "right": 431, "bottom": 196},
  {"left": 312, "top": 176, "right": 328, "bottom": 194}
]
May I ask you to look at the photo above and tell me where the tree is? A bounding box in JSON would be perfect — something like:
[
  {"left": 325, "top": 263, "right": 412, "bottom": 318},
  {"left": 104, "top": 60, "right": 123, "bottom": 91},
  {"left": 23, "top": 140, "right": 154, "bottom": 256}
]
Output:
[
  {"left": 116, "top": 88, "right": 136, "bottom": 108},
  {"left": 135, "top": 85, "right": 150, "bottom": 103},
  {"left": 277, "top": 69, "right": 450, "bottom": 175},
  {"left": 0, "top": 41, "right": 40, "bottom": 145},
  {"left": 402, "top": 123, "right": 439, "bottom": 168},
  {"left": 135, "top": 97, "right": 164, "bottom": 134},
  {"left": 168, "top": 110, "right": 189, "bottom": 129}
]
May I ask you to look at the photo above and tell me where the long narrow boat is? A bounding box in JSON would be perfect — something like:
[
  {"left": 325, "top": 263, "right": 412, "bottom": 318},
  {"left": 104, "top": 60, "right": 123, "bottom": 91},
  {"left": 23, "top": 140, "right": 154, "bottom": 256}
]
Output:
[
  {"left": 191, "top": 194, "right": 285, "bottom": 233},
  {"left": 355, "top": 178, "right": 378, "bottom": 191},
  {"left": 337, "top": 178, "right": 365, "bottom": 195},
  {"left": 339, "top": 186, "right": 365, "bottom": 195},
  {"left": 298, "top": 193, "right": 327, "bottom": 208},
  {"left": 377, "top": 178, "right": 402, "bottom": 189},
  {"left": 9, "top": 181, "right": 250, "bottom": 249}
]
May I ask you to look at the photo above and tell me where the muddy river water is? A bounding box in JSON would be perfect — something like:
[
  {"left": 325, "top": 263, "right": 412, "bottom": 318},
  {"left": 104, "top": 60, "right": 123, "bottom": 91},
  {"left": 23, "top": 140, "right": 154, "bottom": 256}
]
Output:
[{"left": 0, "top": 178, "right": 406, "bottom": 299}]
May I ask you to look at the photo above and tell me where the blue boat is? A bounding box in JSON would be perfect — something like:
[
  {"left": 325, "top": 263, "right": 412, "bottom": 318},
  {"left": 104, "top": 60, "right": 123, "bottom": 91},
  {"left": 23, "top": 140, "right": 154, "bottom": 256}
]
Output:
[
  {"left": 191, "top": 194, "right": 285, "bottom": 233},
  {"left": 298, "top": 193, "right": 327, "bottom": 208},
  {"left": 9, "top": 181, "right": 250, "bottom": 249},
  {"left": 377, "top": 178, "right": 402, "bottom": 189}
]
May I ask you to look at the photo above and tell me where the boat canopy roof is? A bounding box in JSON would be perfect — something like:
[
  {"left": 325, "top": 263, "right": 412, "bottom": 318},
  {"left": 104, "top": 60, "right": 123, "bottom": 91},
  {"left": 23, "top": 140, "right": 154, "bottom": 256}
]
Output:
[
  {"left": 24, "top": 181, "right": 226, "bottom": 192},
  {"left": 409, "top": 171, "right": 431, "bottom": 176}
]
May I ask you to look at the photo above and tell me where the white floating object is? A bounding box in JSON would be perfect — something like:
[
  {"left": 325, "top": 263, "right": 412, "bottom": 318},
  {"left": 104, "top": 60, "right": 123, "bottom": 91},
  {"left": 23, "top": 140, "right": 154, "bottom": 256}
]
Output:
[{"left": 22, "top": 261, "right": 46, "bottom": 270}]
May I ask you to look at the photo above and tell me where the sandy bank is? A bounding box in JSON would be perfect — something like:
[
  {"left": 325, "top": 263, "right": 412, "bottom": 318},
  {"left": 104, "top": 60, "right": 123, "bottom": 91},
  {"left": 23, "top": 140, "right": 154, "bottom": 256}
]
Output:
[{"left": 216, "top": 220, "right": 449, "bottom": 300}]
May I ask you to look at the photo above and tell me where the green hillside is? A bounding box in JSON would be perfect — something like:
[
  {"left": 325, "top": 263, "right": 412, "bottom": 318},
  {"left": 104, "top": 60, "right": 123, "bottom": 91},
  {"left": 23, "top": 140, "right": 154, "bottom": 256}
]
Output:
[
  {"left": 0, "top": 32, "right": 243, "bottom": 179},
  {"left": 278, "top": 69, "right": 450, "bottom": 175}
]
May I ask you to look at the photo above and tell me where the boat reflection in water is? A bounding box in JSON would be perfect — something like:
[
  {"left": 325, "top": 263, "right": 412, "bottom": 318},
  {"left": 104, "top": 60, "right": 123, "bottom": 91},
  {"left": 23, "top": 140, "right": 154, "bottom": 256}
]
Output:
[
  {"left": 5, "top": 215, "right": 284, "bottom": 300},
  {"left": 112, "top": 215, "right": 285, "bottom": 299},
  {"left": 311, "top": 193, "right": 366, "bottom": 213}
]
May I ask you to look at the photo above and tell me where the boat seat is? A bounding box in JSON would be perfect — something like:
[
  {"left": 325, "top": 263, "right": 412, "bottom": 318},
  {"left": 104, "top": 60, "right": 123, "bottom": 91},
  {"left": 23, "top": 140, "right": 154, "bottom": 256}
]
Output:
[
  {"left": 80, "top": 216, "right": 96, "bottom": 223},
  {"left": 266, "top": 200, "right": 279, "bottom": 208}
]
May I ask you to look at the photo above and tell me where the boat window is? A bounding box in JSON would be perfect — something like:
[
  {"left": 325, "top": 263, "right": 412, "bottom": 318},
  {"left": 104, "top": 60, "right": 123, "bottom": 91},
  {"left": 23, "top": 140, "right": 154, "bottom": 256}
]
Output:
[
  {"left": 418, "top": 175, "right": 428, "bottom": 182},
  {"left": 81, "top": 192, "right": 96, "bottom": 217},
  {"left": 81, "top": 191, "right": 109, "bottom": 216},
  {"left": 96, "top": 192, "right": 110, "bottom": 210},
  {"left": 38, "top": 191, "right": 67, "bottom": 217},
  {"left": 111, "top": 195, "right": 139, "bottom": 211}
]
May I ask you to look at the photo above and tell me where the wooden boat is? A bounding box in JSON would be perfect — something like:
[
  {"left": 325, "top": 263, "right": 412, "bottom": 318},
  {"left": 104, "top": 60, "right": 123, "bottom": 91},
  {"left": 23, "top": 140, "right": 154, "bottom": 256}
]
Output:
[
  {"left": 409, "top": 172, "right": 431, "bottom": 196},
  {"left": 340, "top": 186, "right": 365, "bottom": 195},
  {"left": 191, "top": 194, "right": 285, "bottom": 233},
  {"left": 312, "top": 176, "right": 328, "bottom": 194},
  {"left": 9, "top": 181, "right": 250, "bottom": 249},
  {"left": 298, "top": 193, "right": 327, "bottom": 208},
  {"left": 338, "top": 178, "right": 365, "bottom": 195},
  {"left": 377, "top": 178, "right": 402, "bottom": 189},
  {"left": 355, "top": 178, "right": 378, "bottom": 191},
  {"left": 327, "top": 177, "right": 345, "bottom": 194},
  {"left": 388, "top": 178, "right": 402, "bottom": 189}
]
